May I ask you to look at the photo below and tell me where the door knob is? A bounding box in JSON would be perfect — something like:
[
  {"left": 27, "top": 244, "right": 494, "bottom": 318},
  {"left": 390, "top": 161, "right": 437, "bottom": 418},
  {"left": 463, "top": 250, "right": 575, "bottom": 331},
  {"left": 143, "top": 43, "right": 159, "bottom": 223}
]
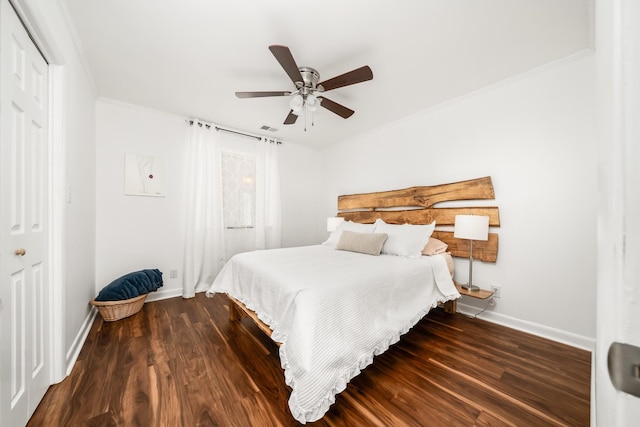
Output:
[{"left": 15, "top": 248, "right": 26, "bottom": 256}]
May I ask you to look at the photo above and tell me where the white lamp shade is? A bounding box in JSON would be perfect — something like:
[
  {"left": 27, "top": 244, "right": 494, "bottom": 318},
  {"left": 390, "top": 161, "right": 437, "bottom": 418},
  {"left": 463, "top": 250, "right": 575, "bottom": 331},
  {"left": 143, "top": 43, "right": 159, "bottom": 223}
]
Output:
[
  {"left": 306, "top": 94, "right": 319, "bottom": 112},
  {"left": 327, "top": 217, "right": 345, "bottom": 232},
  {"left": 289, "top": 94, "right": 303, "bottom": 112},
  {"left": 453, "top": 215, "right": 489, "bottom": 241}
]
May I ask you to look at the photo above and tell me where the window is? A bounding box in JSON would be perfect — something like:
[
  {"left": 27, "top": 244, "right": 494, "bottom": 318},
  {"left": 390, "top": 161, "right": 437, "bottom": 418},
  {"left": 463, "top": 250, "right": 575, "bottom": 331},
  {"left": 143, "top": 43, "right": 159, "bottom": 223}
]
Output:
[{"left": 221, "top": 151, "right": 255, "bottom": 228}]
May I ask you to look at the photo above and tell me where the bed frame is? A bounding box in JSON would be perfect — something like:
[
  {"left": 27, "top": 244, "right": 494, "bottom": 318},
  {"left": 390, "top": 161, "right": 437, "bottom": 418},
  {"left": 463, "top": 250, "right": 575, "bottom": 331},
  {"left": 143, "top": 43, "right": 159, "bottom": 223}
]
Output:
[{"left": 227, "top": 176, "right": 500, "bottom": 342}]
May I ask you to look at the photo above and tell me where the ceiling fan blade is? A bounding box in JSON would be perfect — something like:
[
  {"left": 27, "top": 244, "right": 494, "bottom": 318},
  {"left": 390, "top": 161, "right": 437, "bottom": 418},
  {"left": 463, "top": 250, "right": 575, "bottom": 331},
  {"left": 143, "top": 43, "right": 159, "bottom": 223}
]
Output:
[
  {"left": 319, "top": 97, "right": 355, "bottom": 119},
  {"left": 283, "top": 110, "right": 298, "bottom": 125},
  {"left": 269, "top": 45, "right": 304, "bottom": 85},
  {"left": 235, "top": 91, "right": 291, "bottom": 98},
  {"left": 318, "top": 66, "right": 373, "bottom": 92}
]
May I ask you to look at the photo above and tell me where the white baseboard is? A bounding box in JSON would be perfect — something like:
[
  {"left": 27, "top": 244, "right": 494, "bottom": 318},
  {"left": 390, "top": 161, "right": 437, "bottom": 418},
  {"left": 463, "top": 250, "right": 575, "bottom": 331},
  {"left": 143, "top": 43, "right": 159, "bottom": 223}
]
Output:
[
  {"left": 146, "top": 287, "right": 183, "bottom": 302},
  {"left": 456, "top": 302, "right": 595, "bottom": 352},
  {"left": 65, "top": 307, "right": 98, "bottom": 376}
]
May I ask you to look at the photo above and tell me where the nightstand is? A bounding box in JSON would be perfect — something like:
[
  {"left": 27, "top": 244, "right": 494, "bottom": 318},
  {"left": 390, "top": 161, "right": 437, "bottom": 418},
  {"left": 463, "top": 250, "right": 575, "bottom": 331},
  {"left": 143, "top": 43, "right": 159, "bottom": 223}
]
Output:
[
  {"left": 444, "top": 282, "right": 494, "bottom": 314},
  {"left": 455, "top": 283, "right": 494, "bottom": 299}
]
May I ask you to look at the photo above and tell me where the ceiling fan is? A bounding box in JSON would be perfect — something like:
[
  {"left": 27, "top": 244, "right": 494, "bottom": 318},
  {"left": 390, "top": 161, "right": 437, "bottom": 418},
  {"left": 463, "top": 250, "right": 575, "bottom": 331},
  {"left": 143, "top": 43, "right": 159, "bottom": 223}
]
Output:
[{"left": 235, "top": 45, "right": 373, "bottom": 129}]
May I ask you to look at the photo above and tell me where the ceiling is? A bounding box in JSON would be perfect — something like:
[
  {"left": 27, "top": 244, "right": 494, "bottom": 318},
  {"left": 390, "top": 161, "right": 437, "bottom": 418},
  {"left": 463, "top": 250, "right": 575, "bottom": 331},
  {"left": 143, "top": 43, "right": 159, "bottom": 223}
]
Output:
[{"left": 62, "top": 0, "right": 591, "bottom": 148}]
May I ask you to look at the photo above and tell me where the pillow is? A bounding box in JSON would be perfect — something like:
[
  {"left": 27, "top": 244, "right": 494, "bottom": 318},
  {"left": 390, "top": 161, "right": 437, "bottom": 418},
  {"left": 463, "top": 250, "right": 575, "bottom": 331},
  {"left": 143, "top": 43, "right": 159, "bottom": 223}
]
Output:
[
  {"left": 373, "top": 218, "right": 436, "bottom": 258},
  {"left": 95, "top": 269, "right": 164, "bottom": 301},
  {"left": 323, "top": 220, "right": 376, "bottom": 246},
  {"left": 422, "top": 237, "right": 448, "bottom": 256},
  {"left": 335, "top": 230, "right": 388, "bottom": 255}
]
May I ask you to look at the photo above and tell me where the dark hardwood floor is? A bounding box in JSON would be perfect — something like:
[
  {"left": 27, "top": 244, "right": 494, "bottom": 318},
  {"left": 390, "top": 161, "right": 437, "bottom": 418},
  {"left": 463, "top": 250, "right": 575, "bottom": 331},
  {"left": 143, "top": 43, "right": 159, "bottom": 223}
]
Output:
[{"left": 28, "top": 293, "right": 591, "bottom": 426}]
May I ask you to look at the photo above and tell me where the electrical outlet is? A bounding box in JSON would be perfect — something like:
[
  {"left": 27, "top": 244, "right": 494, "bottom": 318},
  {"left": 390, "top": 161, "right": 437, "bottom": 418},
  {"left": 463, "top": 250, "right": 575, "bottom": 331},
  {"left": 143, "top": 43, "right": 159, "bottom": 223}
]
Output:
[
  {"left": 491, "top": 284, "right": 501, "bottom": 298},
  {"left": 170, "top": 269, "right": 178, "bottom": 279}
]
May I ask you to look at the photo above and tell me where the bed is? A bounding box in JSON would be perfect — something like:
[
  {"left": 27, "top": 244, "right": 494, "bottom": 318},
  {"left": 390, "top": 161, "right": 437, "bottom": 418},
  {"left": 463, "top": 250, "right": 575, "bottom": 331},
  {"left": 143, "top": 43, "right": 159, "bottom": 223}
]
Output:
[{"left": 206, "top": 176, "right": 500, "bottom": 423}]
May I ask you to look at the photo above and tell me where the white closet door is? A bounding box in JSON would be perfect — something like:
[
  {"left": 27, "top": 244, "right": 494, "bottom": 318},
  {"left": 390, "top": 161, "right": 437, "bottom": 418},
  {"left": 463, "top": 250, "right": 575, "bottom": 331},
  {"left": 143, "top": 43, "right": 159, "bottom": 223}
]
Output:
[{"left": 0, "top": 0, "right": 51, "bottom": 424}]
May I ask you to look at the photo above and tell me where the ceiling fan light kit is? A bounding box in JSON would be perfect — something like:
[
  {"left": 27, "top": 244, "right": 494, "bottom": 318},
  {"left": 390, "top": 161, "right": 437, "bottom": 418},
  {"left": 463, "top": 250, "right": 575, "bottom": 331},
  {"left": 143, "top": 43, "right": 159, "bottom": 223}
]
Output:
[{"left": 235, "top": 45, "right": 373, "bottom": 131}]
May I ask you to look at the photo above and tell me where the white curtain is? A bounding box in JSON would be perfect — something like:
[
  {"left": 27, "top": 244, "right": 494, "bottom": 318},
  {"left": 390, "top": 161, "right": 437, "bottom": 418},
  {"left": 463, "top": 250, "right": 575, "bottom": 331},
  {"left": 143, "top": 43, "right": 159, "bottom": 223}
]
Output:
[
  {"left": 255, "top": 137, "right": 282, "bottom": 250},
  {"left": 182, "top": 120, "right": 226, "bottom": 298}
]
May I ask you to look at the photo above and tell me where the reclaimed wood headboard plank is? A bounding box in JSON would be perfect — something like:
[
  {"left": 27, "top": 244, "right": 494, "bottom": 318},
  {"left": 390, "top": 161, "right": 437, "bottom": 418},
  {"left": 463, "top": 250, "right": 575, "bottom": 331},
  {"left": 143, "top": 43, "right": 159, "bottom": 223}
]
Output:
[{"left": 337, "top": 176, "right": 495, "bottom": 210}]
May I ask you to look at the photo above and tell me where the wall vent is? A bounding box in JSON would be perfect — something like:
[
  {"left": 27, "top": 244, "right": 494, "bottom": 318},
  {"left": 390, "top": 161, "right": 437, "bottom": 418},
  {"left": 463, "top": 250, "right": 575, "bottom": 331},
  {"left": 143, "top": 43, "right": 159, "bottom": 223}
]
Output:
[{"left": 260, "top": 125, "right": 278, "bottom": 132}]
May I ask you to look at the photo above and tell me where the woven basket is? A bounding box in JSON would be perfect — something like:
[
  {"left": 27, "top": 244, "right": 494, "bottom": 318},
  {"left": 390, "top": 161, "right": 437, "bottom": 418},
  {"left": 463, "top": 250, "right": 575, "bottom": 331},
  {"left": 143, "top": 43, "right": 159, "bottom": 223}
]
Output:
[{"left": 90, "top": 293, "right": 148, "bottom": 322}]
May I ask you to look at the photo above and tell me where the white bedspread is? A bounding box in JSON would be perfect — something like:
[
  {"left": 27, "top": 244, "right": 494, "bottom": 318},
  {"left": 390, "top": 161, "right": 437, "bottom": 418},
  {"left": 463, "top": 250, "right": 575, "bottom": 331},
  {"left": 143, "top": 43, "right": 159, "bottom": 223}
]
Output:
[{"left": 206, "top": 245, "right": 459, "bottom": 423}]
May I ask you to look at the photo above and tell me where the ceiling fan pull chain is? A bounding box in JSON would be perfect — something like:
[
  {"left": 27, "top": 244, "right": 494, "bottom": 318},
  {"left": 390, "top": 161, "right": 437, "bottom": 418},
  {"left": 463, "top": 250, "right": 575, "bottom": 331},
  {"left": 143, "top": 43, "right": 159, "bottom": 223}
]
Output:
[{"left": 304, "top": 103, "right": 309, "bottom": 131}]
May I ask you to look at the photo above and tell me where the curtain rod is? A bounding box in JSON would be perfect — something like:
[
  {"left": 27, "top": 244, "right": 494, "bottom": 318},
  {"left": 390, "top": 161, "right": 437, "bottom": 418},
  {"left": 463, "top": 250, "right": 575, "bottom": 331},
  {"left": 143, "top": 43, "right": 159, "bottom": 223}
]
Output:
[{"left": 186, "top": 119, "right": 281, "bottom": 144}]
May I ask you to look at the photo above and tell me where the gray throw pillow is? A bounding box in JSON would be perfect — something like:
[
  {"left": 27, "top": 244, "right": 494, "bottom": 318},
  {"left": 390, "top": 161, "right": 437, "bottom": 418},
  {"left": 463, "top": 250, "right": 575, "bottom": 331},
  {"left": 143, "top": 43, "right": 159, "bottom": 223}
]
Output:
[{"left": 335, "top": 230, "right": 388, "bottom": 256}]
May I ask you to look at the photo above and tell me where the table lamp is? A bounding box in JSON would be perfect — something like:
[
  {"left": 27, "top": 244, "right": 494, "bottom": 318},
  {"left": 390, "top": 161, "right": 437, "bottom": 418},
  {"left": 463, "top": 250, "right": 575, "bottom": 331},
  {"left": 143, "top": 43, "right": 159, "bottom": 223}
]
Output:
[{"left": 454, "top": 214, "right": 490, "bottom": 291}]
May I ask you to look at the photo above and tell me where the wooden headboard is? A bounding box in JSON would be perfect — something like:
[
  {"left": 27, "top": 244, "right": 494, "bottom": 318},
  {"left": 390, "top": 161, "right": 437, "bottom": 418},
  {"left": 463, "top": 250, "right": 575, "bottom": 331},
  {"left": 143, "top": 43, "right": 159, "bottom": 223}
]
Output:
[{"left": 336, "top": 176, "right": 499, "bottom": 262}]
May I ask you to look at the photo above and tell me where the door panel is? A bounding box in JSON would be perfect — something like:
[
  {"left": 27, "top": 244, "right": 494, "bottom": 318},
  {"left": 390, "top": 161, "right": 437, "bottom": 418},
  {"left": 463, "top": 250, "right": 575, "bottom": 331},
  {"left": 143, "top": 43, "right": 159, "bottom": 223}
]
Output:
[
  {"left": 10, "top": 102, "right": 25, "bottom": 232},
  {"left": 10, "top": 270, "right": 26, "bottom": 411}
]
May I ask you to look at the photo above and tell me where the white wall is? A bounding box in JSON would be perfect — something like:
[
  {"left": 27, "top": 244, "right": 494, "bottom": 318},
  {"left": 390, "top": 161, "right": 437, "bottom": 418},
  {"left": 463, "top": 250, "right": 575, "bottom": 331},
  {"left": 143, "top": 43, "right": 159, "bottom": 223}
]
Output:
[
  {"left": 95, "top": 99, "right": 323, "bottom": 298},
  {"left": 279, "top": 141, "right": 325, "bottom": 247},
  {"left": 321, "top": 53, "right": 598, "bottom": 344},
  {"left": 28, "top": 0, "right": 98, "bottom": 370},
  {"left": 95, "top": 100, "right": 186, "bottom": 298}
]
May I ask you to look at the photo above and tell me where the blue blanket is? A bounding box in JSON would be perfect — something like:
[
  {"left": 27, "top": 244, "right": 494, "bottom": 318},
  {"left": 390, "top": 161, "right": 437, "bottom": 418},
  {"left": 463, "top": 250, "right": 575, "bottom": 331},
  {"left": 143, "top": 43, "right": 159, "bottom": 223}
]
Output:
[{"left": 95, "top": 269, "right": 163, "bottom": 301}]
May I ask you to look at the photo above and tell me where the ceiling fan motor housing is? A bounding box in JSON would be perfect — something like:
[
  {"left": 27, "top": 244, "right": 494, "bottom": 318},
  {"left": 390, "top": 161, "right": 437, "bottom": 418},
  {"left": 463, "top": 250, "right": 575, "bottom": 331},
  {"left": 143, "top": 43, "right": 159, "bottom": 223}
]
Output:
[{"left": 297, "top": 66, "right": 322, "bottom": 95}]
